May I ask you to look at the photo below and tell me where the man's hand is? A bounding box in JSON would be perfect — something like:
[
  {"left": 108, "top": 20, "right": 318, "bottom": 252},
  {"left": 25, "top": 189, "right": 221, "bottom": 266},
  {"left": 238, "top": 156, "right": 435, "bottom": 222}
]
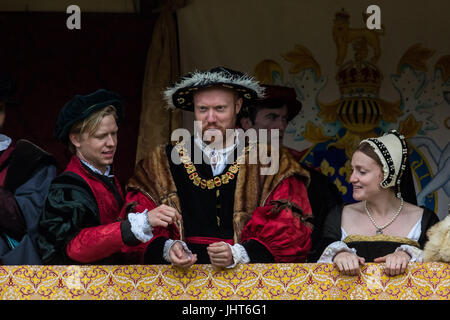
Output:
[
  {"left": 147, "top": 204, "right": 181, "bottom": 228},
  {"left": 207, "top": 242, "right": 234, "bottom": 267},
  {"left": 169, "top": 241, "right": 197, "bottom": 268}
]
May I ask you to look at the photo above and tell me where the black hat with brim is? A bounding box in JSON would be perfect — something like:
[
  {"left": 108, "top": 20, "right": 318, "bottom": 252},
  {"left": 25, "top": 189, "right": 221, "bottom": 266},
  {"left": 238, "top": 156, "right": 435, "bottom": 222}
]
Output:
[
  {"left": 54, "top": 89, "right": 123, "bottom": 142},
  {"left": 163, "top": 66, "right": 265, "bottom": 111},
  {"left": 240, "top": 84, "right": 302, "bottom": 122}
]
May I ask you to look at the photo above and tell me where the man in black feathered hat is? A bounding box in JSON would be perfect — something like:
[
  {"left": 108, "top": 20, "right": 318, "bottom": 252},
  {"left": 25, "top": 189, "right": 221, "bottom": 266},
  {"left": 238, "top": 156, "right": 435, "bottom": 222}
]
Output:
[
  {"left": 125, "top": 67, "right": 314, "bottom": 268},
  {"left": 0, "top": 74, "right": 56, "bottom": 265},
  {"left": 37, "top": 89, "right": 179, "bottom": 264}
]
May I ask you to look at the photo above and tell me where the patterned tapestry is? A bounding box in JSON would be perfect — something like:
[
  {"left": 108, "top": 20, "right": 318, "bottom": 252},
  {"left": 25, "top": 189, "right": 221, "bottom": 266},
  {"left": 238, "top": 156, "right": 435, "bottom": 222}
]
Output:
[
  {"left": 177, "top": 0, "right": 450, "bottom": 219},
  {"left": 1, "top": 263, "right": 448, "bottom": 300}
]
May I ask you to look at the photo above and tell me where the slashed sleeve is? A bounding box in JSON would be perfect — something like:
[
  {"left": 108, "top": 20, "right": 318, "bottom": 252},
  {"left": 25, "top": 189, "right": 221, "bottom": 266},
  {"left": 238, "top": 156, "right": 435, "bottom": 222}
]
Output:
[{"left": 240, "top": 175, "right": 313, "bottom": 263}]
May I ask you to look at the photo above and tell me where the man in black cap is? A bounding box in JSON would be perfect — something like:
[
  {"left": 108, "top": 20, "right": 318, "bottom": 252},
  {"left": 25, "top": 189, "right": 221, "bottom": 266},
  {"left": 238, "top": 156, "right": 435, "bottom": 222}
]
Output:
[
  {"left": 0, "top": 75, "right": 56, "bottom": 264},
  {"left": 37, "top": 89, "right": 180, "bottom": 264},
  {"left": 238, "top": 84, "right": 343, "bottom": 262},
  {"left": 125, "top": 67, "right": 314, "bottom": 268}
]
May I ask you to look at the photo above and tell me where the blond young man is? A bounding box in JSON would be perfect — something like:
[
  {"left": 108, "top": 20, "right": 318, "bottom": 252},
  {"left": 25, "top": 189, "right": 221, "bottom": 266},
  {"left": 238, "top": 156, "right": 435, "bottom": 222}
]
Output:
[{"left": 38, "top": 89, "right": 178, "bottom": 264}]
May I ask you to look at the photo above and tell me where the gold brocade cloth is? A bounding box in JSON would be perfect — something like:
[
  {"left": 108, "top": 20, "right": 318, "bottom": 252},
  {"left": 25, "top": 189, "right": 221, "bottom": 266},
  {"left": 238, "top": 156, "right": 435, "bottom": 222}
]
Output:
[{"left": 0, "top": 263, "right": 448, "bottom": 300}]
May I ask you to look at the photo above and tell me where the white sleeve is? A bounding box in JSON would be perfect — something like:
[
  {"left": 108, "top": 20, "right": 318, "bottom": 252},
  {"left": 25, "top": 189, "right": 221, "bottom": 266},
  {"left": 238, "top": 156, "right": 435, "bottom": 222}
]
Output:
[
  {"left": 395, "top": 245, "right": 423, "bottom": 262},
  {"left": 224, "top": 243, "right": 251, "bottom": 268},
  {"left": 127, "top": 210, "right": 153, "bottom": 242},
  {"left": 317, "top": 241, "right": 357, "bottom": 263}
]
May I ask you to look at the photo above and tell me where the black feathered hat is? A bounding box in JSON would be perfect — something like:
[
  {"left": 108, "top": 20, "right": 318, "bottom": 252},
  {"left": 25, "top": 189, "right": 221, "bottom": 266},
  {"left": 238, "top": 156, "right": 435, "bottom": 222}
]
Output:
[{"left": 163, "top": 66, "right": 265, "bottom": 111}]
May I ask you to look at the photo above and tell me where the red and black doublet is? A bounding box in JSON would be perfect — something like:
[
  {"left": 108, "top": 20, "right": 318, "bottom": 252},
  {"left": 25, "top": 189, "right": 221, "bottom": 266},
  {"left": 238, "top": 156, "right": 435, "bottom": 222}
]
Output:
[
  {"left": 125, "top": 138, "right": 314, "bottom": 264},
  {"left": 38, "top": 155, "right": 141, "bottom": 264}
]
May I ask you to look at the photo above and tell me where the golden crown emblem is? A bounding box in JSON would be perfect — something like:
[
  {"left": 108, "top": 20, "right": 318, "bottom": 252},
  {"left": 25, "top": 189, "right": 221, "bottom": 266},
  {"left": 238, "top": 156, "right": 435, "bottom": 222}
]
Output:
[
  {"left": 317, "top": 10, "right": 402, "bottom": 156},
  {"left": 333, "top": 39, "right": 385, "bottom": 134}
]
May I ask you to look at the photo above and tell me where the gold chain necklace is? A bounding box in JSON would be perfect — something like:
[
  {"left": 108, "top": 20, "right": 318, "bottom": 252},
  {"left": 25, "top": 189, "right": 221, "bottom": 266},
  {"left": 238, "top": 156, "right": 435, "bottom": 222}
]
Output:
[
  {"left": 174, "top": 141, "right": 246, "bottom": 190},
  {"left": 364, "top": 198, "right": 404, "bottom": 235}
]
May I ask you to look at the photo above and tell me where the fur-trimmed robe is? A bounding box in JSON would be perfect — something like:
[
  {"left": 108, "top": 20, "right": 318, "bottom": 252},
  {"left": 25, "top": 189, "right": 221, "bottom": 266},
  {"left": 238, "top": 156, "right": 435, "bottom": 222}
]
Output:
[{"left": 125, "top": 142, "right": 313, "bottom": 264}]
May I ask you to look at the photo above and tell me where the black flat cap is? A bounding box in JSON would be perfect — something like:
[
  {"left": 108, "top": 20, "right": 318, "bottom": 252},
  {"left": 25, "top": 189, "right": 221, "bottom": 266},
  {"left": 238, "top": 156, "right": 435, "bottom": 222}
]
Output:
[{"left": 54, "top": 89, "right": 123, "bottom": 142}]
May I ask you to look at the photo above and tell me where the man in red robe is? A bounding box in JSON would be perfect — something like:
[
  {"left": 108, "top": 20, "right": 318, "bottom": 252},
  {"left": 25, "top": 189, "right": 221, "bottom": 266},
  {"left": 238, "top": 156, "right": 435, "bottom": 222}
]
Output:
[{"left": 125, "top": 67, "right": 313, "bottom": 268}]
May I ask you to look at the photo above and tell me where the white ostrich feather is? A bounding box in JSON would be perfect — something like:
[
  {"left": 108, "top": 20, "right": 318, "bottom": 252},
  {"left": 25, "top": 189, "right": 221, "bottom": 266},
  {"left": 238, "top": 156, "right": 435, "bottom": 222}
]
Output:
[{"left": 163, "top": 69, "right": 265, "bottom": 109}]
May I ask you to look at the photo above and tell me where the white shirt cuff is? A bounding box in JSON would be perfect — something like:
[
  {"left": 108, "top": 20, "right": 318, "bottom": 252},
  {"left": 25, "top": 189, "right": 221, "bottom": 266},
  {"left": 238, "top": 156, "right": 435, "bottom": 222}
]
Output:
[
  {"left": 225, "top": 243, "right": 250, "bottom": 268},
  {"left": 317, "top": 241, "right": 357, "bottom": 263},
  {"left": 395, "top": 245, "right": 423, "bottom": 262},
  {"left": 127, "top": 210, "right": 153, "bottom": 242}
]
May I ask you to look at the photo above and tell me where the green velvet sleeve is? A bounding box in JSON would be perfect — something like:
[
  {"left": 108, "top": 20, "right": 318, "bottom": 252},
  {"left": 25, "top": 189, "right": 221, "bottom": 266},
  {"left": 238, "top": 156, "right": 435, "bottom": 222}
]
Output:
[{"left": 37, "top": 173, "right": 100, "bottom": 264}]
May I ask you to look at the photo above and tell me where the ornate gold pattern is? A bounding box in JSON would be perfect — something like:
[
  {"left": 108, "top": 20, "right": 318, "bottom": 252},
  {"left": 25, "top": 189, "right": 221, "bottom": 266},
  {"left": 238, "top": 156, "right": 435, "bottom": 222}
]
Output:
[
  {"left": 0, "top": 263, "right": 448, "bottom": 300},
  {"left": 343, "top": 234, "right": 420, "bottom": 248},
  {"left": 253, "top": 59, "right": 284, "bottom": 84},
  {"left": 282, "top": 44, "right": 322, "bottom": 76},
  {"left": 320, "top": 159, "right": 335, "bottom": 177},
  {"left": 398, "top": 114, "right": 422, "bottom": 138},
  {"left": 339, "top": 159, "right": 353, "bottom": 180},
  {"left": 333, "top": 9, "right": 382, "bottom": 66},
  {"left": 396, "top": 43, "right": 435, "bottom": 74},
  {"left": 333, "top": 177, "right": 348, "bottom": 195},
  {"left": 302, "top": 122, "right": 331, "bottom": 143}
]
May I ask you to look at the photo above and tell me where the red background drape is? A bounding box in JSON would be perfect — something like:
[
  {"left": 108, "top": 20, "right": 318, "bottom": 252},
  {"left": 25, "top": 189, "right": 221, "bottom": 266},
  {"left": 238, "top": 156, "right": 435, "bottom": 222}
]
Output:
[{"left": 0, "top": 12, "right": 156, "bottom": 186}]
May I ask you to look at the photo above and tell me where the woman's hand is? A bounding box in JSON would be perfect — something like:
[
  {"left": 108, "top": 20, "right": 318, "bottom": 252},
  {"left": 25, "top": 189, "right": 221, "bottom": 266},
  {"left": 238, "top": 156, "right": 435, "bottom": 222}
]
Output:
[
  {"left": 333, "top": 251, "right": 365, "bottom": 276},
  {"left": 147, "top": 204, "right": 181, "bottom": 228},
  {"left": 374, "top": 250, "right": 411, "bottom": 276}
]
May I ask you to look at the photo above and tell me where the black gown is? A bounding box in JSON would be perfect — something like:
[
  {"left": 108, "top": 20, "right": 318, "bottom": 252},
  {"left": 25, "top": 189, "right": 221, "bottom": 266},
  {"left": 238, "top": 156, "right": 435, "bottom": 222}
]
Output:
[{"left": 317, "top": 204, "right": 440, "bottom": 262}]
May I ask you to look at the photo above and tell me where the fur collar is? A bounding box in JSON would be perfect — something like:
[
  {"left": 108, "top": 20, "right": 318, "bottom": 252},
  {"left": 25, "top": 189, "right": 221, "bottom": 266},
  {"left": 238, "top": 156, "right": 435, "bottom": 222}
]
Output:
[{"left": 127, "top": 143, "right": 310, "bottom": 243}]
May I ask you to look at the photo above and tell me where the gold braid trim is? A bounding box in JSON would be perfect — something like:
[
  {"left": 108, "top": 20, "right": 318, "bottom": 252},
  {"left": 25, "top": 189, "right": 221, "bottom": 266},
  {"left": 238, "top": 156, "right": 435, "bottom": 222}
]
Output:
[{"left": 343, "top": 234, "right": 420, "bottom": 248}]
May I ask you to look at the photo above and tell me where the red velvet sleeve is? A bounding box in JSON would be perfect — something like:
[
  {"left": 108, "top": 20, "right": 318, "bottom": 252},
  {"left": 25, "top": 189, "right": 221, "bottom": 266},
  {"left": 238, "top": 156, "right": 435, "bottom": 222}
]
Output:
[
  {"left": 66, "top": 190, "right": 178, "bottom": 264},
  {"left": 240, "top": 176, "right": 313, "bottom": 262},
  {"left": 122, "top": 190, "right": 157, "bottom": 217},
  {"left": 64, "top": 191, "right": 154, "bottom": 263},
  {"left": 116, "top": 190, "right": 180, "bottom": 263},
  {"left": 66, "top": 221, "right": 124, "bottom": 263}
]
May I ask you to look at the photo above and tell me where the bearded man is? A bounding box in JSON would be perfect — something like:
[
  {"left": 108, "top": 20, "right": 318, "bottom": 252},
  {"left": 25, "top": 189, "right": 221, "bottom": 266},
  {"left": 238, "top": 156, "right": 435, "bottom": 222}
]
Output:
[{"left": 125, "top": 67, "right": 313, "bottom": 268}]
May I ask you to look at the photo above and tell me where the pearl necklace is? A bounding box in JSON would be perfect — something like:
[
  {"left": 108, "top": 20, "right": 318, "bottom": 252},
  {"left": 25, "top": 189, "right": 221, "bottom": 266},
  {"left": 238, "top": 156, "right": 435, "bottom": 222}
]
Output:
[{"left": 364, "top": 198, "right": 404, "bottom": 235}]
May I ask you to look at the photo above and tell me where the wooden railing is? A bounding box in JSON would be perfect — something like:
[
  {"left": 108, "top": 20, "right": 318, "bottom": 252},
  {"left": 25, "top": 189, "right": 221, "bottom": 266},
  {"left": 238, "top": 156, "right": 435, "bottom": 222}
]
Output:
[{"left": 0, "top": 262, "right": 448, "bottom": 300}]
